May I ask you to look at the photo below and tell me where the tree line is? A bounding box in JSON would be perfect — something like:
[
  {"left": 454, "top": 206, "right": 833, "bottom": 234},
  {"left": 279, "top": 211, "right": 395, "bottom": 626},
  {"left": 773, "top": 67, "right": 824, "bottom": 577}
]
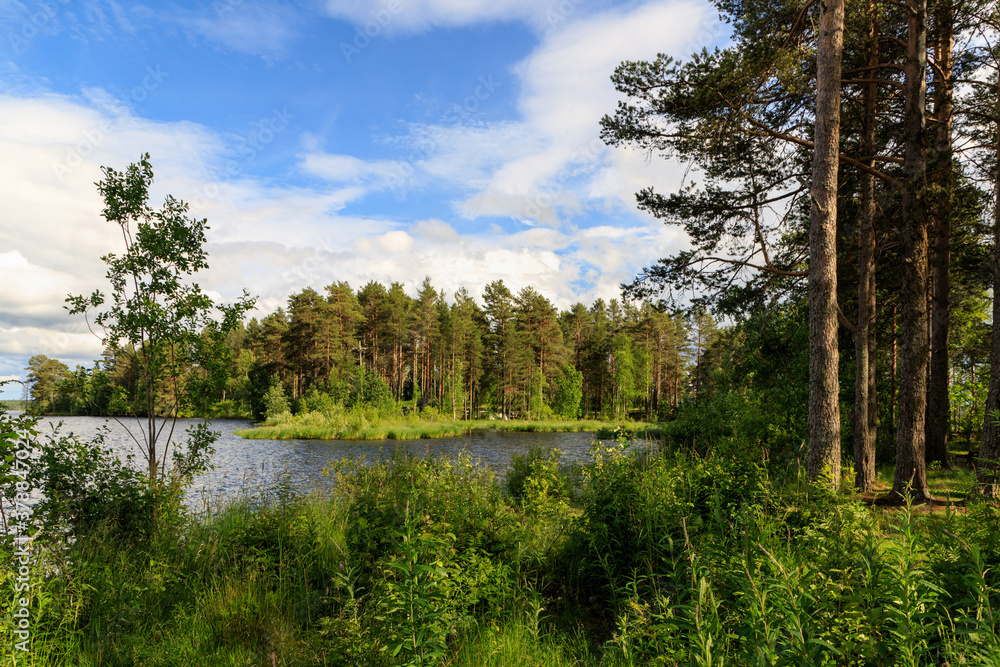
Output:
[{"left": 24, "top": 280, "right": 719, "bottom": 423}]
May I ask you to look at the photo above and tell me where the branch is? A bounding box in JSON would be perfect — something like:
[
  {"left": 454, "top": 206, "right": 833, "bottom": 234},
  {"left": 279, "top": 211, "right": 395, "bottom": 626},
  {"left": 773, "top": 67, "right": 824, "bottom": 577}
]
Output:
[
  {"left": 737, "top": 112, "right": 898, "bottom": 185},
  {"left": 842, "top": 78, "right": 905, "bottom": 90},
  {"left": 837, "top": 304, "right": 857, "bottom": 332},
  {"left": 698, "top": 255, "right": 809, "bottom": 277},
  {"left": 842, "top": 63, "right": 906, "bottom": 75}
]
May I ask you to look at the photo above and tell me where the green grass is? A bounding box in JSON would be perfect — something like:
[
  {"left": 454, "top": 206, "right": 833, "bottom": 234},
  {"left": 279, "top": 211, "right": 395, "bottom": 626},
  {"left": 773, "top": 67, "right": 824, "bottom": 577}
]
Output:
[
  {"left": 4, "top": 442, "right": 1000, "bottom": 666},
  {"left": 236, "top": 411, "right": 654, "bottom": 441}
]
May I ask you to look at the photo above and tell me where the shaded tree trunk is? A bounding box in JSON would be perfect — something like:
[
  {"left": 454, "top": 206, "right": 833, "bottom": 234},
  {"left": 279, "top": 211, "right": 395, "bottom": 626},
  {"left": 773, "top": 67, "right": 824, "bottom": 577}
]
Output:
[
  {"left": 854, "top": 0, "right": 878, "bottom": 492},
  {"left": 890, "top": 0, "right": 931, "bottom": 502},
  {"left": 807, "top": 0, "right": 845, "bottom": 488},
  {"left": 925, "top": 0, "right": 954, "bottom": 469},
  {"left": 977, "top": 73, "right": 1000, "bottom": 497}
]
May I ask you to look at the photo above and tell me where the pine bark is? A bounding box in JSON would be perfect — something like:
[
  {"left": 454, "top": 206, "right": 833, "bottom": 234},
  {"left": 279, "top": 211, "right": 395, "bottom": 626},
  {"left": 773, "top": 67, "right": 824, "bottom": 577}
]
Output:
[
  {"left": 890, "top": 0, "right": 931, "bottom": 502},
  {"left": 925, "top": 0, "right": 954, "bottom": 469},
  {"left": 807, "top": 0, "right": 844, "bottom": 488},
  {"left": 977, "top": 74, "right": 1000, "bottom": 498},
  {"left": 854, "top": 0, "right": 878, "bottom": 492}
]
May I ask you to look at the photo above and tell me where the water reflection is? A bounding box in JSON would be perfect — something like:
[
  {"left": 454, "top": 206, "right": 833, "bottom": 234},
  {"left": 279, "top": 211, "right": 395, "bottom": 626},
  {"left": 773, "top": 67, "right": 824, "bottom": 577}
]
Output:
[{"left": 28, "top": 416, "right": 611, "bottom": 509}]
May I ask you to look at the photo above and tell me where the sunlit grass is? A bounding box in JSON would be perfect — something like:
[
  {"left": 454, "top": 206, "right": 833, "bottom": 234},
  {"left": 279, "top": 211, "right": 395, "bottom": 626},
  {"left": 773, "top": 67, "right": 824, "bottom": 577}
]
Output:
[{"left": 235, "top": 413, "right": 653, "bottom": 441}]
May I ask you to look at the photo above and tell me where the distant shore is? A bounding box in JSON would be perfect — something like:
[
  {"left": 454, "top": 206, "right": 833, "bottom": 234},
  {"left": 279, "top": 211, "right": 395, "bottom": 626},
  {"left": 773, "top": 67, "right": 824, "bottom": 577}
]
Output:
[{"left": 235, "top": 416, "right": 665, "bottom": 441}]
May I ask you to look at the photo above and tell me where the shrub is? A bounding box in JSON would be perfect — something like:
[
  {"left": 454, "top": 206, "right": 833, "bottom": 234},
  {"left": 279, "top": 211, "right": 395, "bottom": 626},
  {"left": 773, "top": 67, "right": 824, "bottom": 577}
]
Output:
[
  {"left": 505, "top": 447, "right": 570, "bottom": 512},
  {"left": 263, "top": 378, "right": 290, "bottom": 421}
]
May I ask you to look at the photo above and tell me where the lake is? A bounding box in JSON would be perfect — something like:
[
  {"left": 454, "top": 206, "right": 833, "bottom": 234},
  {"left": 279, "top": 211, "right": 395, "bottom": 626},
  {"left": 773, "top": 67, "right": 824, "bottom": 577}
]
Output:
[{"left": 18, "top": 415, "right": 616, "bottom": 512}]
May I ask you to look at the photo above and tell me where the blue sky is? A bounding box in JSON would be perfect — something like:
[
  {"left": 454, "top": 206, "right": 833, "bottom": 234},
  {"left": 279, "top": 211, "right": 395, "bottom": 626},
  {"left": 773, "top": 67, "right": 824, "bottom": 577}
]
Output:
[{"left": 0, "top": 0, "right": 727, "bottom": 398}]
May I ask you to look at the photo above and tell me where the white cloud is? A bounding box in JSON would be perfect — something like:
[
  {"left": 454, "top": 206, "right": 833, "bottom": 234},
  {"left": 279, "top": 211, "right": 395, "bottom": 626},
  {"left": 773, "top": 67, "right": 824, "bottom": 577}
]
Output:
[
  {"left": 177, "top": 1, "right": 302, "bottom": 56},
  {"left": 455, "top": 0, "right": 715, "bottom": 223},
  {"left": 301, "top": 152, "right": 410, "bottom": 189},
  {"left": 410, "top": 219, "right": 460, "bottom": 243},
  {"left": 0, "top": 325, "right": 103, "bottom": 362},
  {"left": 322, "top": 0, "right": 549, "bottom": 34},
  {"left": 0, "top": 251, "right": 82, "bottom": 324},
  {"left": 0, "top": 3, "right": 715, "bottom": 391},
  {"left": 342, "top": 1, "right": 719, "bottom": 228}
]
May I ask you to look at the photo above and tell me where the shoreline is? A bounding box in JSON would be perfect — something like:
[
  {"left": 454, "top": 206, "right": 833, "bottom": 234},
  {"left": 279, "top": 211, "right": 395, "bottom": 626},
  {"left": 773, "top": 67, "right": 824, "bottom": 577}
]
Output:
[{"left": 235, "top": 417, "right": 665, "bottom": 441}]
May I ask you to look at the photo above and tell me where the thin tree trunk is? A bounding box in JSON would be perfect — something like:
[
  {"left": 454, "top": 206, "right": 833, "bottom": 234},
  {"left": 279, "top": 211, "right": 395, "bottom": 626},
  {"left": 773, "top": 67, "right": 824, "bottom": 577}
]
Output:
[
  {"left": 976, "top": 74, "right": 1000, "bottom": 498},
  {"left": 854, "top": 0, "right": 878, "bottom": 492},
  {"left": 925, "top": 0, "right": 954, "bottom": 468},
  {"left": 889, "top": 0, "right": 931, "bottom": 502},
  {"left": 807, "top": 0, "right": 844, "bottom": 488},
  {"left": 891, "top": 306, "right": 897, "bottom": 431}
]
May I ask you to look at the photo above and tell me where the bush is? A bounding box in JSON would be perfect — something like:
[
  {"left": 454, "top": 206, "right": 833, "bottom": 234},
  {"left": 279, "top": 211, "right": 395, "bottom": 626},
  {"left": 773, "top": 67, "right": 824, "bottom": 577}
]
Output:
[
  {"left": 300, "top": 385, "right": 344, "bottom": 418},
  {"left": 328, "top": 448, "right": 523, "bottom": 657},
  {"left": 4, "top": 421, "right": 164, "bottom": 541},
  {"left": 505, "top": 447, "right": 571, "bottom": 512},
  {"left": 352, "top": 368, "right": 395, "bottom": 412},
  {"left": 551, "top": 365, "right": 583, "bottom": 419},
  {"left": 263, "top": 379, "right": 290, "bottom": 421},
  {"left": 568, "top": 436, "right": 775, "bottom": 610}
]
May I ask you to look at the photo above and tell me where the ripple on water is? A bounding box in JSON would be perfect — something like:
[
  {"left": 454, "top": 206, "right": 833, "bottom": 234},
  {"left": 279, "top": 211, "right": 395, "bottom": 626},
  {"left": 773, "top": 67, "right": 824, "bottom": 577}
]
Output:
[{"left": 25, "top": 416, "right": 615, "bottom": 511}]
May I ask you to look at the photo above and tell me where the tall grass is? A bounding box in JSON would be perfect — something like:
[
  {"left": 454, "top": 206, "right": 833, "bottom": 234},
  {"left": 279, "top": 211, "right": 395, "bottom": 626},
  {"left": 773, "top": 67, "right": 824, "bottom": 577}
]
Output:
[
  {"left": 3, "top": 439, "right": 1000, "bottom": 665},
  {"left": 237, "top": 409, "right": 633, "bottom": 441}
]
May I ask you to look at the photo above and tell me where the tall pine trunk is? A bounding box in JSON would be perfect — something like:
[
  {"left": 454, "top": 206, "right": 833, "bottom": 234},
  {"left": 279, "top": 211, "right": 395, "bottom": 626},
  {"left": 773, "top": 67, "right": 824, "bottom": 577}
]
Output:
[
  {"left": 925, "top": 0, "right": 954, "bottom": 468},
  {"left": 807, "top": 0, "right": 845, "bottom": 487},
  {"left": 890, "top": 0, "right": 931, "bottom": 502},
  {"left": 854, "top": 0, "right": 878, "bottom": 492},
  {"left": 977, "top": 74, "right": 1000, "bottom": 498}
]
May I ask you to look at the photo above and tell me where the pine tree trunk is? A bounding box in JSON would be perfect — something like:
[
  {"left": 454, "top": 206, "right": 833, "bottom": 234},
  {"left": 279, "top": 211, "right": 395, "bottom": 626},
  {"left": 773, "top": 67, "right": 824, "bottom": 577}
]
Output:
[
  {"left": 890, "top": 0, "right": 931, "bottom": 502},
  {"left": 807, "top": 0, "right": 844, "bottom": 488},
  {"left": 976, "top": 76, "right": 1000, "bottom": 498},
  {"left": 925, "top": 0, "right": 954, "bottom": 469},
  {"left": 854, "top": 0, "right": 878, "bottom": 493}
]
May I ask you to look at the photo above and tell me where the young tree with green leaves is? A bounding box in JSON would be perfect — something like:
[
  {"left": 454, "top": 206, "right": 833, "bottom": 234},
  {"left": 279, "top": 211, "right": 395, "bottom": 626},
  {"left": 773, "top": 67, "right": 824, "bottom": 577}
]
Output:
[{"left": 66, "top": 154, "right": 255, "bottom": 488}]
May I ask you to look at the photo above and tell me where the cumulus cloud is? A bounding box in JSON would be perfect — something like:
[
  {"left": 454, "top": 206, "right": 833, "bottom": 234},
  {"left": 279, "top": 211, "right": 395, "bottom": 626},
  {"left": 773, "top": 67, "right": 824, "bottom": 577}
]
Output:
[
  {"left": 342, "top": 1, "right": 717, "bottom": 227},
  {"left": 0, "top": 1, "right": 716, "bottom": 398},
  {"left": 0, "top": 325, "right": 102, "bottom": 360},
  {"left": 0, "top": 251, "right": 82, "bottom": 325},
  {"left": 458, "top": 0, "right": 715, "bottom": 222},
  {"left": 410, "top": 219, "right": 460, "bottom": 243}
]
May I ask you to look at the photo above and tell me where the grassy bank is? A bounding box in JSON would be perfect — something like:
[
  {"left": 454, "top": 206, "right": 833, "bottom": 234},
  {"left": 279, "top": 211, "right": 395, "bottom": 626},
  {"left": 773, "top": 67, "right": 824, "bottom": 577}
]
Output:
[
  {"left": 3, "top": 438, "right": 999, "bottom": 666},
  {"left": 236, "top": 408, "right": 659, "bottom": 441}
]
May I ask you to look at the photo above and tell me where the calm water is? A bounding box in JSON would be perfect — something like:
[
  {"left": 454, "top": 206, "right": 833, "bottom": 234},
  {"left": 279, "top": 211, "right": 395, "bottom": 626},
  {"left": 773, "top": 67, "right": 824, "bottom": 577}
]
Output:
[{"left": 23, "top": 416, "right": 609, "bottom": 510}]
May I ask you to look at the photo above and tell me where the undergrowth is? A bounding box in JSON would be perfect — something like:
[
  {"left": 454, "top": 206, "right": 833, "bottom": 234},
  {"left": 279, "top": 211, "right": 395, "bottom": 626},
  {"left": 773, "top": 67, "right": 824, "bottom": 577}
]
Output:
[{"left": 2, "top": 438, "right": 1000, "bottom": 666}]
